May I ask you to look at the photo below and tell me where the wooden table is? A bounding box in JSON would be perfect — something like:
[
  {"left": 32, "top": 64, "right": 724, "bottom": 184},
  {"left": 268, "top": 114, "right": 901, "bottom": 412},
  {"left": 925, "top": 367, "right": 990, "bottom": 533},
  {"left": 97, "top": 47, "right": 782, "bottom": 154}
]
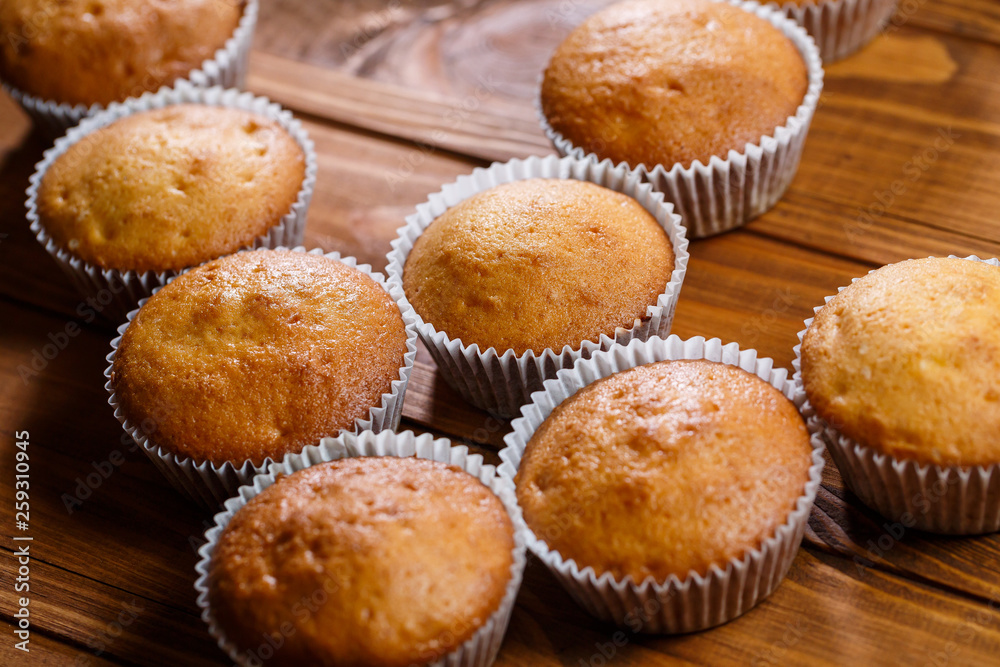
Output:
[{"left": 3, "top": 0, "right": 1000, "bottom": 664}]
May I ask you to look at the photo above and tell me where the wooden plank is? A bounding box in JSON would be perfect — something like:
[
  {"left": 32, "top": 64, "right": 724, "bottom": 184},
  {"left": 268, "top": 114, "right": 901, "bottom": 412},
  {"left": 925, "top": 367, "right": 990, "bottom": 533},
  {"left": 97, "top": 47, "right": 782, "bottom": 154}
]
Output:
[
  {"left": 671, "top": 231, "right": 871, "bottom": 368},
  {"left": 7, "top": 26, "right": 1000, "bottom": 326},
  {"left": 5, "top": 365, "right": 1000, "bottom": 667},
  {"left": 266, "top": 0, "right": 999, "bottom": 125},
  {"left": 243, "top": 28, "right": 1000, "bottom": 264},
  {"left": 403, "top": 357, "right": 510, "bottom": 449},
  {"left": 5, "top": 225, "right": 1000, "bottom": 624},
  {"left": 509, "top": 550, "right": 1000, "bottom": 666},
  {"left": 904, "top": 0, "right": 1000, "bottom": 45},
  {"left": 252, "top": 0, "right": 1000, "bottom": 80},
  {"left": 10, "top": 542, "right": 1000, "bottom": 667},
  {"left": 247, "top": 51, "right": 547, "bottom": 164},
  {"left": 2, "top": 0, "right": 1000, "bottom": 662},
  {"left": 0, "top": 620, "right": 125, "bottom": 666},
  {"left": 807, "top": 463, "right": 1000, "bottom": 606},
  {"left": 0, "top": 552, "right": 223, "bottom": 667},
  {"left": 792, "top": 29, "right": 1000, "bottom": 244},
  {"left": 749, "top": 191, "right": 1000, "bottom": 269}
]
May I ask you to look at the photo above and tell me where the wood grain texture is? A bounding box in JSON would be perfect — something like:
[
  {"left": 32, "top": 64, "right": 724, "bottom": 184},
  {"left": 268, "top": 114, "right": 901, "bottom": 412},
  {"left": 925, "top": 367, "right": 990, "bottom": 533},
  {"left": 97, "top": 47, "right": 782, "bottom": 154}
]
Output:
[
  {"left": 902, "top": 0, "right": 1000, "bottom": 45},
  {"left": 0, "top": 621, "right": 124, "bottom": 666},
  {"left": 2, "top": 0, "right": 1000, "bottom": 664}
]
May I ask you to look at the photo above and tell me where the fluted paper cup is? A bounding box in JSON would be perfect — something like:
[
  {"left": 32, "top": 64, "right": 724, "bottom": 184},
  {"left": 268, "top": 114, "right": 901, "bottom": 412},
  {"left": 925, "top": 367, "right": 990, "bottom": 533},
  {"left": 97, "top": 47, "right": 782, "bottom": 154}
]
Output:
[
  {"left": 3, "top": 0, "right": 258, "bottom": 135},
  {"left": 104, "top": 247, "right": 418, "bottom": 510},
  {"left": 773, "top": 0, "right": 898, "bottom": 62},
  {"left": 194, "top": 429, "right": 528, "bottom": 667},
  {"left": 26, "top": 79, "right": 316, "bottom": 322},
  {"left": 499, "top": 335, "right": 826, "bottom": 633},
  {"left": 793, "top": 255, "right": 1000, "bottom": 535},
  {"left": 540, "top": 0, "right": 824, "bottom": 238},
  {"left": 386, "top": 154, "right": 689, "bottom": 418}
]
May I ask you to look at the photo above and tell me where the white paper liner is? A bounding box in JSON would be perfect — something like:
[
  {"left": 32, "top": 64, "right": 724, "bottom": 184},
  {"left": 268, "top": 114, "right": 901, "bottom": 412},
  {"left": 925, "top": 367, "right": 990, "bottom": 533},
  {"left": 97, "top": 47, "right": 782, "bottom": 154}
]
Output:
[
  {"left": 773, "top": 0, "right": 898, "bottom": 62},
  {"left": 103, "top": 247, "right": 418, "bottom": 510},
  {"left": 385, "top": 154, "right": 689, "bottom": 419},
  {"left": 25, "top": 79, "right": 316, "bottom": 322},
  {"left": 793, "top": 255, "right": 1000, "bottom": 535},
  {"left": 193, "top": 429, "right": 528, "bottom": 667},
  {"left": 539, "top": 0, "right": 824, "bottom": 239},
  {"left": 2, "top": 0, "right": 259, "bottom": 135},
  {"left": 498, "top": 335, "right": 826, "bottom": 633}
]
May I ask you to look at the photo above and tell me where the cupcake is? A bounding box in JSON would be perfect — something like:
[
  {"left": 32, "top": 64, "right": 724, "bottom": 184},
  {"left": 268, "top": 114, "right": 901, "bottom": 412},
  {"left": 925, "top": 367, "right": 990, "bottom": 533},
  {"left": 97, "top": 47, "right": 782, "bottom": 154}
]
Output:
[
  {"left": 779, "top": 0, "right": 899, "bottom": 62},
  {"left": 387, "top": 155, "right": 689, "bottom": 418},
  {"left": 106, "top": 248, "right": 417, "bottom": 507},
  {"left": 500, "top": 335, "right": 825, "bottom": 633},
  {"left": 796, "top": 256, "right": 1000, "bottom": 534},
  {"left": 196, "top": 430, "right": 527, "bottom": 667},
  {"left": 28, "top": 83, "right": 316, "bottom": 319},
  {"left": 0, "top": 0, "right": 258, "bottom": 133},
  {"left": 540, "top": 0, "right": 823, "bottom": 238}
]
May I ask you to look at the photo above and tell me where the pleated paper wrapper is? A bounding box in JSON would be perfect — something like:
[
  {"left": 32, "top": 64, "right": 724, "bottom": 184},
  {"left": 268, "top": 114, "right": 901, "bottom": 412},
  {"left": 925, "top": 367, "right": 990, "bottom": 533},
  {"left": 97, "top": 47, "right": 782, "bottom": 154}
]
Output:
[
  {"left": 194, "top": 429, "right": 528, "bottom": 667},
  {"left": 499, "top": 335, "right": 826, "bottom": 633},
  {"left": 26, "top": 80, "right": 317, "bottom": 322},
  {"left": 774, "top": 0, "right": 898, "bottom": 63},
  {"left": 4, "top": 0, "right": 259, "bottom": 135},
  {"left": 386, "top": 154, "right": 689, "bottom": 418},
  {"left": 540, "top": 0, "right": 824, "bottom": 238},
  {"left": 793, "top": 255, "right": 1000, "bottom": 535},
  {"left": 104, "top": 248, "right": 418, "bottom": 511}
]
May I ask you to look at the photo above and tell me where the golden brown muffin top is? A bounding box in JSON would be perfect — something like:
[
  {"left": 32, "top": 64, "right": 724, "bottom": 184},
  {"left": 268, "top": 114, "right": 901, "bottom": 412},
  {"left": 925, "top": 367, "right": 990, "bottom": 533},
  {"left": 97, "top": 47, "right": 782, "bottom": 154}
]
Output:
[
  {"left": 0, "top": 0, "right": 242, "bottom": 106},
  {"left": 801, "top": 258, "right": 1000, "bottom": 467},
  {"left": 37, "top": 104, "right": 305, "bottom": 273},
  {"left": 516, "top": 359, "right": 812, "bottom": 581},
  {"left": 111, "top": 250, "right": 408, "bottom": 466},
  {"left": 402, "top": 178, "right": 675, "bottom": 355},
  {"left": 209, "top": 456, "right": 515, "bottom": 667},
  {"left": 541, "top": 0, "right": 808, "bottom": 169}
]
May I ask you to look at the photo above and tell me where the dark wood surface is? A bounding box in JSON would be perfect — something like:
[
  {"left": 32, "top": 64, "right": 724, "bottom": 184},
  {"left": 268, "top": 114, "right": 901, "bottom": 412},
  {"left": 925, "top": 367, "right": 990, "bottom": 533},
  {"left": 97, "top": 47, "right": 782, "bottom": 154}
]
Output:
[{"left": 3, "top": 1, "right": 1000, "bottom": 664}]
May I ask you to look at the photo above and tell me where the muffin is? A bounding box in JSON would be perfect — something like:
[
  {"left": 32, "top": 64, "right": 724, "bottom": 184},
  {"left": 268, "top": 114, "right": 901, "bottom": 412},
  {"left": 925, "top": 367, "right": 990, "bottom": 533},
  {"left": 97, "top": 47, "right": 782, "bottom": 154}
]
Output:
[
  {"left": 801, "top": 258, "right": 1000, "bottom": 467},
  {"left": 500, "top": 335, "right": 823, "bottom": 632},
  {"left": 539, "top": 0, "right": 821, "bottom": 238},
  {"left": 517, "top": 359, "right": 812, "bottom": 582},
  {"left": 403, "top": 178, "right": 674, "bottom": 355},
  {"left": 797, "top": 257, "right": 1000, "bottom": 534},
  {"left": 0, "top": 0, "right": 250, "bottom": 124},
  {"left": 208, "top": 456, "right": 516, "bottom": 666},
  {"left": 109, "top": 250, "right": 410, "bottom": 471},
  {"left": 781, "top": 0, "right": 899, "bottom": 62},
  {"left": 36, "top": 104, "right": 305, "bottom": 274},
  {"left": 542, "top": 0, "right": 807, "bottom": 170},
  {"left": 388, "top": 157, "right": 688, "bottom": 418}
]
